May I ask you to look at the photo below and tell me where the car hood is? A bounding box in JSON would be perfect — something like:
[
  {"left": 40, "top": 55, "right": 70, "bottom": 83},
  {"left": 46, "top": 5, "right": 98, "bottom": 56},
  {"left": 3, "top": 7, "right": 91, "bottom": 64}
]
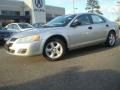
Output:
[{"left": 12, "top": 27, "right": 64, "bottom": 38}]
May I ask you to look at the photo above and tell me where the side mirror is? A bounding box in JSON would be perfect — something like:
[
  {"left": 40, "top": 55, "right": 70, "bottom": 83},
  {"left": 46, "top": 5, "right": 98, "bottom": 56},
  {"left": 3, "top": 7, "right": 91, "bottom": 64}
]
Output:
[{"left": 71, "top": 20, "right": 81, "bottom": 27}]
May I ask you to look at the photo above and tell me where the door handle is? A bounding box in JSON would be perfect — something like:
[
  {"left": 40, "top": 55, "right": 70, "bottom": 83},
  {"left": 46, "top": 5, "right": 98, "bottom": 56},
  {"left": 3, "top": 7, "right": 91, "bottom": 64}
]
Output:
[
  {"left": 88, "top": 27, "right": 92, "bottom": 30},
  {"left": 106, "top": 24, "right": 109, "bottom": 27}
]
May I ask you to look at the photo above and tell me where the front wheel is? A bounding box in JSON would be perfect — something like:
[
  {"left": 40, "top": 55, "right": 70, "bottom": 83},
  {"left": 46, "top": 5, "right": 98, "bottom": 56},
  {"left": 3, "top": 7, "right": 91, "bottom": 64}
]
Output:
[
  {"left": 43, "top": 38, "right": 66, "bottom": 61},
  {"left": 105, "top": 31, "right": 116, "bottom": 47}
]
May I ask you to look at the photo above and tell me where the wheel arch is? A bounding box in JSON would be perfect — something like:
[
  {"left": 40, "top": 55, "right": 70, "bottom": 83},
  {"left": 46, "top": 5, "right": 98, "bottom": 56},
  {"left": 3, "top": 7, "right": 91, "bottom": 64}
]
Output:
[
  {"left": 105, "top": 29, "right": 117, "bottom": 47},
  {"left": 106, "top": 29, "right": 116, "bottom": 40},
  {"left": 42, "top": 34, "right": 69, "bottom": 53},
  {"left": 108, "top": 29, "right": 116, "bottom": 35}
]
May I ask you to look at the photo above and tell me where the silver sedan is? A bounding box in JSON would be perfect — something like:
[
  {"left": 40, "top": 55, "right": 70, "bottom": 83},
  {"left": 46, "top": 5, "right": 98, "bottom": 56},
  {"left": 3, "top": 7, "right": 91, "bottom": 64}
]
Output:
[{"left": 5, "top": 13, "right": 119, "bottom": 61}]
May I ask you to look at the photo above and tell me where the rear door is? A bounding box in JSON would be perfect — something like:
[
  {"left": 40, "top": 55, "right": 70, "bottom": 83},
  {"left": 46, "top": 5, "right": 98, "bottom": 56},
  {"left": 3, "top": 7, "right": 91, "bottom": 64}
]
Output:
[{"left": 90, "top": 14, "right": 108, "bottom": 42}]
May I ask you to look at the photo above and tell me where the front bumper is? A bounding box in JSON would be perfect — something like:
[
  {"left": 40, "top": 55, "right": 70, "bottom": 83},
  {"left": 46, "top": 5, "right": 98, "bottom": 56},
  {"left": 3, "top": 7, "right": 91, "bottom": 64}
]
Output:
[{"left": 4, "top": 41, "right": 43, "bottom": 56}]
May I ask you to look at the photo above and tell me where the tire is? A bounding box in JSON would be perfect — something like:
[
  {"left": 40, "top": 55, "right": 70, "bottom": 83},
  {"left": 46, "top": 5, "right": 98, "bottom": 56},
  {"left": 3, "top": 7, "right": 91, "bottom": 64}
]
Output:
[
  {"left": 105, "top": 31, "right": 116, "bottom": 47},
  {"left": 43, "top": 38, "right": 66, "bottom": 61}
]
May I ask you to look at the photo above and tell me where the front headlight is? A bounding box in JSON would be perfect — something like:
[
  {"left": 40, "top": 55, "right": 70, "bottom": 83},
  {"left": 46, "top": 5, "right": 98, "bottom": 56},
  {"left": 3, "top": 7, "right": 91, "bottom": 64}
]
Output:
[{"left": 17, "top": 35, "right": 40, "bottom": 43}]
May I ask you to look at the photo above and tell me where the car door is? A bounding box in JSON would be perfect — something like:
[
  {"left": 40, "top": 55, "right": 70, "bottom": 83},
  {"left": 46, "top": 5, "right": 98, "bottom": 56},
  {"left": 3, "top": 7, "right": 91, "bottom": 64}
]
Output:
[
  {"left": 90, "top": 14, "right": 108, "bottom": 42},
  {"left": 68, "top": 14, "right": 94, "bottom": 49}
]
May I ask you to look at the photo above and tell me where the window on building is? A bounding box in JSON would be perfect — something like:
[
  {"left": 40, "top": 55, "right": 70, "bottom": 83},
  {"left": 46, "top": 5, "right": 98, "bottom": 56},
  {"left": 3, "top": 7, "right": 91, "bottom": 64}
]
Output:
[
  {"left": 16, "top": 11, "right": 20, "bottom": 16},
  {"left": 1, "top": 10, "right": 20, "bottom": 16},
  {"left": 54, "top": 14, "right": 61, "bottom": 17},
  {"left": 46, "top": 13, "right": 53, "bottom": 22},
  {"left": 25, "top": 11, "right": 30, "bottom": 16},
  {"left": 1, "top": 11, "right": 7, "bottom": 15}
]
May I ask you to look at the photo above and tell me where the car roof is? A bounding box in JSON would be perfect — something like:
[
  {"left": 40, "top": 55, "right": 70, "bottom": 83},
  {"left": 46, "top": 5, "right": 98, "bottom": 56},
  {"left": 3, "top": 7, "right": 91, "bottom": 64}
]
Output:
[
  {"left": 61, "top": 13, "right": 103, "bottom": 17},
  {"left": 76, "top": 13, "right": 103, "bottom": 16}
]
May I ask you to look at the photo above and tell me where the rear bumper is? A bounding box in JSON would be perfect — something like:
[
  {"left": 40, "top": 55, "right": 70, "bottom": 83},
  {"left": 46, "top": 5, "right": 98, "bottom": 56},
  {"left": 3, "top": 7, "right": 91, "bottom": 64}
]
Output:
[{"left": 116, "top": 29, "right": 119, "bottom": 39}]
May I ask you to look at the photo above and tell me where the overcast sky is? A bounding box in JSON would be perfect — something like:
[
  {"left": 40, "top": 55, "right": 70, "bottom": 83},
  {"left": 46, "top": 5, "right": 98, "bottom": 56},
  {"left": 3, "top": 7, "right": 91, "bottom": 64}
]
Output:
[{"left": 46, "top": 0, "right": 119, "bottom": 21}]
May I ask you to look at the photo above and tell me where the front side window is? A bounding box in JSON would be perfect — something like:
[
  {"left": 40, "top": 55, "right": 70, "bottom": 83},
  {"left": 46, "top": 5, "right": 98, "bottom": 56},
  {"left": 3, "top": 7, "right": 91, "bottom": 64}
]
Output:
[
  {"left": 91, "top": 15, "right": 105, "bottom": 24},
  {"left": 74, "top": 15, "right": 91, "bottom": 26}
]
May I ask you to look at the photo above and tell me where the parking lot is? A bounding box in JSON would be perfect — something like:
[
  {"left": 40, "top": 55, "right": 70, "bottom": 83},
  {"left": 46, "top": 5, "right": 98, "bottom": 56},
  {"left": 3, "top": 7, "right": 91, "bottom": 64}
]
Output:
[{"left": 0, "top": 37, "right": 120, "bottom": 90}]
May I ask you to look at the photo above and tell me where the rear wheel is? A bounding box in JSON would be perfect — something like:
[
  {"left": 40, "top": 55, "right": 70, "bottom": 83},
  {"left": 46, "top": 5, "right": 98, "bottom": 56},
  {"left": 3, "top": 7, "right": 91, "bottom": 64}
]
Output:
[
  {"left": 105, "top": 31, "right": 116, "bottom": 47},
  {"left": 43, "top": 38, "right": 66, "bottom": 61}
]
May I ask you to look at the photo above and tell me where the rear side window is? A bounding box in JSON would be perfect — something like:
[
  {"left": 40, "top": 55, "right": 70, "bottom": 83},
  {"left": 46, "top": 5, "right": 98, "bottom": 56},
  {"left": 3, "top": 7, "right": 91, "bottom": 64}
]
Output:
[{"left": 91, "top": 15, "right": 105, "bottom": 24}]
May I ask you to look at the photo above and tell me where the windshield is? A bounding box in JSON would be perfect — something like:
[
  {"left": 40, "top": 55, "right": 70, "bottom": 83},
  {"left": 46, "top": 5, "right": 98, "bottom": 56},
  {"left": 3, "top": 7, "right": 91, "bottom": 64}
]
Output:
[
  {"left": 18, "top": 23, "right": 34, "bottom": 29},
  {"left": 45, "top": 15, "right": 76, "bottom": 27}
]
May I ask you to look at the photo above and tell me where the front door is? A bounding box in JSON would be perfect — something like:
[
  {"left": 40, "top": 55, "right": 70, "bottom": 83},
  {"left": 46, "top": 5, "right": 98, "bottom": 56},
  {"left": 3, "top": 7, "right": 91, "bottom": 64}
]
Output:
[{"left": 68, "top": 14, "right": 94, "bottom": 48}]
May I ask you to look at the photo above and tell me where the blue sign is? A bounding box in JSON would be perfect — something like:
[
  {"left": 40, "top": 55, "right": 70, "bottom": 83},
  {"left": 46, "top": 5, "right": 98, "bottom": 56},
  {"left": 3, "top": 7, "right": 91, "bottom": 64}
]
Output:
[{"left": 35, "top": 0, "right": 43, "bottom": 8}]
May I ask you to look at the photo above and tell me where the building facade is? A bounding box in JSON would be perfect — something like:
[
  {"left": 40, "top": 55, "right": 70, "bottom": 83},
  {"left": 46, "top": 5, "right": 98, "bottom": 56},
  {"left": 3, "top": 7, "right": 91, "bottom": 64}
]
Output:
[{"left": 0, "top": 0, "right": 65, "bottom": 26}]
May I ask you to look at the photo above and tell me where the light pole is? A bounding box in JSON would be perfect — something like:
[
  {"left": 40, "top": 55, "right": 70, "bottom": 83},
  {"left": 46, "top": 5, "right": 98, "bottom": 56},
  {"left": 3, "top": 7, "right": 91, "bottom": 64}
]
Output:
[
  {"left": 75, "top": 8, "right": 78, "bottom": 13},
  {"left": 73, "top": 0, "right": 75, "bottom": 14},
  {"left": 73, "top": 0, "right": 78, "bottom": 14}
]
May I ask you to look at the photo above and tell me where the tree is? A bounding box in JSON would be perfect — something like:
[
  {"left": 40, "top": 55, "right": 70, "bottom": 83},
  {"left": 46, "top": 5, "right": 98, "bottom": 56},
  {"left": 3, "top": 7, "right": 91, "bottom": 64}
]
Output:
[{"left": 86, "top": 0, "right": 102, "bottom": 14}]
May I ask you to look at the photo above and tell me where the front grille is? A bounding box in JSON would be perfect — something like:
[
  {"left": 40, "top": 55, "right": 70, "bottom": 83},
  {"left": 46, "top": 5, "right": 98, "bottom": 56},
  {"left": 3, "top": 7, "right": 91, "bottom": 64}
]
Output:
[{"left": 10, "top": 38, "right": 17, "bottom": 42}]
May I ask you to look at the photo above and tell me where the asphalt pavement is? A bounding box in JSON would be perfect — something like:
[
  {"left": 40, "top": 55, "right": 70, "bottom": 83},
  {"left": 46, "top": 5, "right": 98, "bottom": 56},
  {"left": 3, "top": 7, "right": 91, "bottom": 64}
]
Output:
[{"left": 0, "top": 38, "right": 120, "bottom": 90}]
